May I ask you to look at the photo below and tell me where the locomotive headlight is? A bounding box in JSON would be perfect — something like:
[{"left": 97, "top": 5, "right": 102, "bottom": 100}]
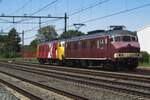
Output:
[
  {"left": 114, "top": 53, "right": 124, "bottom": 58},
  {"left": 114, "top": 53, "right": 120, "bottom": 58},
  {"left": 114, "top": 53, "right": 141, "bottom": 58}
]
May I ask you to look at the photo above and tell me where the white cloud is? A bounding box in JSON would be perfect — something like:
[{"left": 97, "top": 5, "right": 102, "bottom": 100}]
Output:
[{"left": 137, "top": 26, "right": 150, "bottom": 54}]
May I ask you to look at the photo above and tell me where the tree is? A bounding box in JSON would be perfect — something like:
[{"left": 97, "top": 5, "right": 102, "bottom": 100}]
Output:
[
  {"left": 59, "top": 30, "right": 84, "bottom": 39},
  {"left": 29, "top": 39, "right": 40, "bottom": 51},
  {"left": 140, "top": 51, "right": 149, "bottom": 63},
  {"left": 38, "top": 25, "right": 58, "bottom": 41},
  {"left": 0, "top": 35, "right": 7, "bottom": 54},
  {"left": 4, "top": 28, "right": 21, "bottom": 58},
  {"left": 30, "top": 39, "right": 40, "bottom": 48}
]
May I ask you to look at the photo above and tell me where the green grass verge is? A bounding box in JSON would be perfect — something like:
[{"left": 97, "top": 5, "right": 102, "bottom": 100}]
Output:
[
  {"left": 0, "top": 57, "right": 38, "bottom": 63},
  {"left": 14, "top": 57, "right": 38, "bottom": 63},
  {"left": 139, "top": 56, "right": 150, "bottom": 67},
  {"left": 139, "top": 63, "right": 150, "bottom": 67}
]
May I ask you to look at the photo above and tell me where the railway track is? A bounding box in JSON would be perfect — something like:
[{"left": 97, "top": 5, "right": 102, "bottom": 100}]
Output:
[
  {"left": 8, "top": 61, "right": 150, "bottom": 83},
  {"left": 0, "top": 61, "right": 150, "bottom": 99},
  {"left": 0, "top": 63, "right": 89, "bottom": 100},
  {"left": 0, "top": 72, "right": 87, "bottom": 100},
  {"left": 0, "top": 79, "right": 43, "bottom": 100}
]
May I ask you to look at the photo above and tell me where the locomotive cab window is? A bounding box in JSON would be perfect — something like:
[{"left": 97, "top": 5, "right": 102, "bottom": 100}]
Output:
[
  {"left": 131, "top": 36, "right": 138, "bottom": 41},
  {"left": 115, "top": 36, "right": 121, "bottom": 42},
  {"left": 122, "top": 36, "right": 131, "bottom": 42},
  {"left": 112, "top": 35, "right": 138, "bottom": 42}
]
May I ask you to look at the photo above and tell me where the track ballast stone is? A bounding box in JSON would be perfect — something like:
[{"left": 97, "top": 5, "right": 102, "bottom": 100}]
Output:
[
  {"left": 0, "top": 84, "right": 19, "bottom": 100},
  {"left": 0, "top": 66, "right": 146, "bottom": 100}
]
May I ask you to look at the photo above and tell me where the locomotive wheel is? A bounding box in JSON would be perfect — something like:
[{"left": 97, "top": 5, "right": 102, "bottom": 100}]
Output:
[
  {"left": 127, "top": 63, "right": 138, "bottom": 71},
  {"left": 39, "top": 59, "right": 45, "bottom": 64},
  {"left": 113, "top": 62, "right": 125, "bottom": 71},
  {"left": 80, "top": 60, "right": 88, "bottom": 68},
  {"left": 127, "top": 59, "right": 138, "bottom": 71}
]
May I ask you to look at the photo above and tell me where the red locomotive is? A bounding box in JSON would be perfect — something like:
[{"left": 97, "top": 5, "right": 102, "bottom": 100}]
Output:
[{"left": 37, "top": 26, "right": 141, "bottom": 70}]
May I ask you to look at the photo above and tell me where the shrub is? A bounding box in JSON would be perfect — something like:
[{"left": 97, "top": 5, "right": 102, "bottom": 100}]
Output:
[{"left": 139, "top": 51, "right": 149, "bottom": 63}]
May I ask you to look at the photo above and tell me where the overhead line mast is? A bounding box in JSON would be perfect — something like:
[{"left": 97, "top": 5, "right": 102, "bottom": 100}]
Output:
[
  {"left": 3, "top": 0, "right": 60, "bottom": 31},
  {"left": 0, "top": 14, "right": 68, "bottom": 32}
]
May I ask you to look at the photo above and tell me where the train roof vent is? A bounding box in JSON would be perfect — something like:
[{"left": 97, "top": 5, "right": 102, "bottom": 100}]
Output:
[
  {"left": 88, "top": 30, "right": 105, "bottom": 35},
  {"left": 109, "top": 25, "right": 126, "bottom": 30}
]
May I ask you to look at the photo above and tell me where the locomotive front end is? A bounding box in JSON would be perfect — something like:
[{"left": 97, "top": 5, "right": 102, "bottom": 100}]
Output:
[{"left": 110, "top": 29, "right": 141, "bottom": 70}]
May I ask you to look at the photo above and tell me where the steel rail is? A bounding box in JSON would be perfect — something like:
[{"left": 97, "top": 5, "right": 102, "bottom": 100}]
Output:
[
  {"left": 0, "top": 70, "right": 88, "bottom": 100},
  {"left": 0, "top": 79, "right": 43, "bottom": 100},
  {"left": 0, "top": 62, "right": 150, "bottom": 99},
  {"left": 8, "top": 61, "right": 150, "bottom": 83}
]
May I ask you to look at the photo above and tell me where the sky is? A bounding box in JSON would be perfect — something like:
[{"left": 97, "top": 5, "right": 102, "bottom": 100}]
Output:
[{"left": 0, "top": 0, "right": 150, "bottom": 53}]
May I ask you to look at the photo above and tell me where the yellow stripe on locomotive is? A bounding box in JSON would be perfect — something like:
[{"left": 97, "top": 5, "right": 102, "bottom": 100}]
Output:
[{"left": 57, "top": 41, "right": 65, "bottom": 61}]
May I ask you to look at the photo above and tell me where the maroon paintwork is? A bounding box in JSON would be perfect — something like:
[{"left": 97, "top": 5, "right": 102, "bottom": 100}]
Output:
[
  {"left": 65, "top": 35, "right": 109, "bottom": 60},
  {"left": 65, "top": 34, "right": 140, "bottom": 62},
  {"left": 37, "top": 27, "right": 140, "bottom": 70},
  {"left": 109, "top": 42, "right": 140, "bottom": 61}
]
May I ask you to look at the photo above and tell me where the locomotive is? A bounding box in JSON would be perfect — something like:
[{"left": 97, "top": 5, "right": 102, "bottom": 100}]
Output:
[{"left": 37, "top": 26, "right": 141, "bottom": 70}]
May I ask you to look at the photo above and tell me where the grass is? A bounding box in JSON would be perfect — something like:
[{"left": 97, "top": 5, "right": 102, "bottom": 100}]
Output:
[
  {"left": 139, "top": 56, "right": 150, "bottom": 67},
  {"left": 14, "top": 57, "right": 38, "bottom": 63},
  {"left": 139, "top": 63, "right": 150, "bottom": 67},
  {"left": 0, "top": 57, "right": 38, "bottom": 63}
]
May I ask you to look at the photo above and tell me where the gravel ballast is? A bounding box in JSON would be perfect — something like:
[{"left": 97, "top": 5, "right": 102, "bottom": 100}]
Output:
[
  {"left": 0, "top": 84, "right": 19, "bottom": 100},
  {"left": 0, "top": 66, "right": 148, "bottom": 100}
]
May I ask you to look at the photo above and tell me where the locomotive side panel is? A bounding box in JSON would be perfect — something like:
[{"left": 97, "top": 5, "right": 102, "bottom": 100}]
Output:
[{"left": 65, "top": 35, "right": 109, "bottom": 60}]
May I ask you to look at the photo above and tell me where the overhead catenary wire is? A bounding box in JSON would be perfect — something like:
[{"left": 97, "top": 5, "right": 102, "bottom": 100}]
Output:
[
  {"left": 64, "top": 2, "right": 150, "bottom": 29},
  {"left": 25, "top": 0, "right": 111, "bottom": 33},
  {"left": 29, "top": 0, "right": 59, "bottom": 15},
  {"left": 9, "top": 0, "right": 32, "bottom": 15},
  {"left": 41, "top": 0, "right": 111, "bottom": 24},
  {"left": 2, "top": 0, "right": 32, "bottom": 31},
  {"left": 3, "top": 0, "right": 59, "bottom": 31},
  {"left": 24, "top": 1, "right": 150, "bottom": 35},
  {"left": 0, "top": 0, "right": 31, "bottom": 26},
  {"left": 0, "top": 18, "right": 10, "bottom": 22},
  {"left": 51, "top": 2, "right": 150, "bottom": 33},
  {"left": 24, "top": 35, "right": 37, "bottom": 40},
  {"left": 21, "top": 1, "right": 150, "bottom": 41},
  {"left": 43, "top": 1, "right": 150, "bottom": 32},
  {"left": 81, "top": 2, "right": 150, "bottom": 24},
  {"left": 0, "top": 21, "right": 40, "bottom": 24},
  {"left": 17, "top": 0, "right": 59, "bottom": 23},
  {"left": 69, "top": 0, "right": 111, "bottom": 16}
]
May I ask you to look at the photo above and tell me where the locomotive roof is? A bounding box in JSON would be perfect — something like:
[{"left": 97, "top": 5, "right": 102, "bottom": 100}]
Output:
[
  {"left": 108, "top": 30, "right": 137, "bottom": 36},
  {"left": 66, "top": 32, "right": 108, "bottom": 42},
  {"left": 66, "top": 29, "right": 136, "bottom": 42},
  {"left": 38, "top": 29, "right": 136, "bottom": 44}
]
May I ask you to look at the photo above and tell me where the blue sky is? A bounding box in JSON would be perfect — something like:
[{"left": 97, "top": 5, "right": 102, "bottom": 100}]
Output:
[{"left": 0, "top": 0, "right": 150, "bottom": 45}]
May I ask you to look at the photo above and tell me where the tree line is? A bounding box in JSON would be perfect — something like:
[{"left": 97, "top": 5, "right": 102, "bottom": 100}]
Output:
[
  {"left": 0, "top": 28, "right": 21, "bottom": 58},
  {"left": 0, "top": 25, "right": 84, "bottom": 58}
]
